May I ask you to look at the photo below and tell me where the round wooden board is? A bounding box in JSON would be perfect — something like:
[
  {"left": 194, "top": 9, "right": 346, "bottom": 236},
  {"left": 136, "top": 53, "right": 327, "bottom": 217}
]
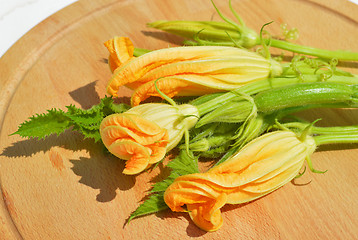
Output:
[{"left": 1, "top": 0, "right": 358, "bottom": 239}]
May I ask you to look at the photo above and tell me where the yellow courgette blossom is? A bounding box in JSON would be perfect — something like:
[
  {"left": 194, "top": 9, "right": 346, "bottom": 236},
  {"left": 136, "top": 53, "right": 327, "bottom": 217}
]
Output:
[
  {"left": 100, "top": 103, "right": 199, "bottom": 175},
  {"left": 104, "top": 37, "right": 282, "bottom": 106},
  {"left": 164, "top": 130, "right": 316, "bottom": 231}
]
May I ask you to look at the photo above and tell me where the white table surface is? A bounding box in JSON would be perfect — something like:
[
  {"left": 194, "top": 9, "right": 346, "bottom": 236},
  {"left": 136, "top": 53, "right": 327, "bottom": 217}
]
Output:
[
  {"left": 0, "top": 0, "right": 77, "bottom": 58},
  {"left": 0, "top": 0, "right": 358, "bottom": 58}
]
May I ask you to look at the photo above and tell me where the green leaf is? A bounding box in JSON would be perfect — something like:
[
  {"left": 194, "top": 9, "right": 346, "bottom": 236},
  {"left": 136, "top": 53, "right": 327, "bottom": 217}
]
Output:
[
  {"left": 10, "top": 109, "right": 71, "bottom": 139},
  {"left": 128, "top": 150, "right": 199, "bottom": 222},
  {"left": 127, "top": 194, "right": 168, "bottom": 223},
  {"left": 11, "top": 96, "right": 130, "bottom": 141},
  {"left": 72, "top": 124, "right": 102, "bottom": 142},
  {"left": 109, "top": 101, "right": 131, "bottom": 114},
  {"left": 167, "top": 150, "right": 199, "bottom": 175},
  {"left": 66, "top": 106, "right": 104, "bottom": 129}
]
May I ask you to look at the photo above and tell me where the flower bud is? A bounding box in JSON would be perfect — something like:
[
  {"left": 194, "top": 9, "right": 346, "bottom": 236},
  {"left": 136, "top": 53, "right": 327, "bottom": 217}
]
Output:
[{"left": 100, "top": 103, "right": 199, "bottom": 174}]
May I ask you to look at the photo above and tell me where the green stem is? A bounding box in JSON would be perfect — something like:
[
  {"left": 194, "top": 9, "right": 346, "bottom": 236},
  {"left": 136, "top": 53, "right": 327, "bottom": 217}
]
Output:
[
  {"left": 281, "top": 122, "right": 358, "bottom": 135},
  {"left": 314, "top": 134, "right": 358, "bottom": 146},
  {"left": 133, "top": 48, "right": 151, "bottom": 57},
  {"left": 187, "top": 35, "right": 358, "bottom": 61},
  {"left": 268, "top": 38, "right": 358, "bottom": 61}
]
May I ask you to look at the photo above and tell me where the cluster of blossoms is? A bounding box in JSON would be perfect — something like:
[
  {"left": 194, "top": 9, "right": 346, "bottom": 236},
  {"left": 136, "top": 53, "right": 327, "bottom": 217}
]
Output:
[
  {"left": 101, "top": 36, "right": 282, "bottom": 176},
  {"left": 100, "top": 36, "right": 358, "bottom": 231}
]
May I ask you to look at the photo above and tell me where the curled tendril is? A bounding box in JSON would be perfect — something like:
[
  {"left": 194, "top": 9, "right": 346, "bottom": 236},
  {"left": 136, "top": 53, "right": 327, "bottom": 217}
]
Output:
[
  {"left": 291, "top": 56, "right": 339, "bottom": 82},
  {"left": 258, "top": 21, "right": 273, "bottom": 59},
  {"left": 273, "top": 53, "right": 284, "bottom": 63},
  {"left": 306, "top": 155, "right": 328, "bottom": 174},
  {"left": 313, "top": 60, "right": 336, "bottom": 81},
  {"left": 280, "top": 23, "right": 299, "bottom": 41},
  {"left": 330, "top": 58, "right": 339, "bottom": 68},
  {"left": 289, "top": 56, "right": 336, "bottom": 82},
  {"left": 289, "top": 55, "right": 305, "bottom": 82},
  {"left": 294, "top": 166, "right": 307, "bottom": 179},
  {"left": 290, "top": 55, "right": 338, "bottom": 81},
  {"left": 303, "top": 57, "right": 328, "bottom": 69},
  {"left": 318, "top": 58, "right": 345, "bottom": 81}
]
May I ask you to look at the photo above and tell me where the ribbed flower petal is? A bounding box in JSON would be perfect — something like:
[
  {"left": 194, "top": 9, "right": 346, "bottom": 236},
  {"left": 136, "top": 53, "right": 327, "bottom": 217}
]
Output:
[
  {"left": 100, "top": 113, "right": 169, "bottom": 175},
  {"left": 108, "top": 139, "right": 151, "bottom": 175},
  {"left": 126, "top": 103, "right": 199, "bottom": 151},
  {"left": 130, "top": 77, "right": 218, "bottom": 106},
  {"left": 164, "top": 131, "right": 316, "bottom": 231},
  {"left": 100, "top": 103, "right": 199, "bottom": 174},
  {"left": 104, "top": 36, "right": 135, "bottom": 72},
  {"left": 104, "top": 37, "right": 282, "bottom": 105},
  {"left": 187, "top": 193, "right": 227, "bottom": 232}
]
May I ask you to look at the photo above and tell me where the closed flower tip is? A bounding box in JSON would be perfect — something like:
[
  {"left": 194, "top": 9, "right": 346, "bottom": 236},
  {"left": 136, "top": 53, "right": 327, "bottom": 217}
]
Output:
[
  {"left": 104, "top": 36, "right": 135, "bottom": 73},
  {"left": 164, "top": 130, "right": 316, "bottom": 231},
  {"left": 100, "top": 113, "right": 168, "bottom": 175},
  {"left": 100, "top": 103, "right": 199, "bottom": 174}
]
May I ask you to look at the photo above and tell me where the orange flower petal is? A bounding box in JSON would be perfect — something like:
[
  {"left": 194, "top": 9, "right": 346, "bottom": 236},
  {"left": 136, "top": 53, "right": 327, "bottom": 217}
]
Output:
[
  {"left": 130, "top": 77, "right": 219, "bottom": 106},
  {"left": 113, "top": 37, "right": 134, "bottom": 64},
  {"left": 105, "top": 44, "right": 278, "bottom": 98},
  {"left": 164, "top": 179, "right": 226, "bottom": 231},
  {"left": 107, "top": 55, "right": 119, "bottom": 73},
  {"left": 101, "top": 113, "right": 166, "bottom": 136},
  {"left": 106, "top": 46, "right": 243, "bottom": 97},
  {"left": 147, "top": 134, "right": 169, "bottom": 164},
  {"left": 104, "top": 36, "right": 135, "bottom": 72},
  {"left": 164, "top": 131, "right": 317, "bottom": 231},
  {"left": 107, "top": 57, "right": 176, "bottom": 97},
  {"left": 108, "top": 139, "right": 150, "bottom": 174},
  {"left": 164, "top": 179, "right": 221, "bottom": 212},
  {"left": 187, "top": 193, "right": 227, "bottom": 232},
  {"left": 130, "top": 78, "right": 187, "bottom": 106},
  {"left": 101, "top": 124, "right": 167, "bottom": 147},
  {"left": 100, "top": 113, "right": 169, "bottom": 174}
]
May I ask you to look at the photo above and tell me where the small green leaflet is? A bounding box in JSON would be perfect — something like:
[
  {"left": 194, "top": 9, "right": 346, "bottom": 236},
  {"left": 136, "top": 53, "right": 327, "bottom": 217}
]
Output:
[
  {"left": 128, "top": 149, "right": 199, "bottom": 222},
  {"left": 10, "top": 109, "right": 72, "bottom": 140},
  {"left": 11, "top": 96, "right": 130, "bottom": 142}
]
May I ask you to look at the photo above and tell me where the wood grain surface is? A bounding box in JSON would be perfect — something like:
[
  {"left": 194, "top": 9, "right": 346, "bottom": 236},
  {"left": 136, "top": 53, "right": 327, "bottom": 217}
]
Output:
[{"left": 1, "top": 0, "right": 358, "bottom": 239}]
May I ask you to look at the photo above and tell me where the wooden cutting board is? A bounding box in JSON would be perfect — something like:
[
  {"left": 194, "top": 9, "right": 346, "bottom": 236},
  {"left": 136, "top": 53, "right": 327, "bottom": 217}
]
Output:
[{"left": 1, "top": 0, "right": 358, "bottom": 239}]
